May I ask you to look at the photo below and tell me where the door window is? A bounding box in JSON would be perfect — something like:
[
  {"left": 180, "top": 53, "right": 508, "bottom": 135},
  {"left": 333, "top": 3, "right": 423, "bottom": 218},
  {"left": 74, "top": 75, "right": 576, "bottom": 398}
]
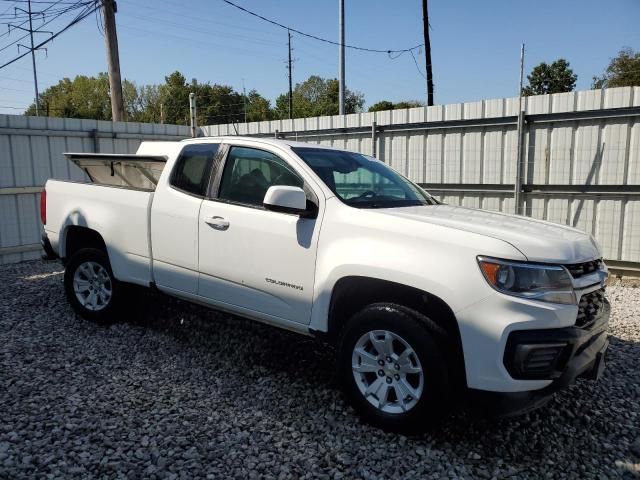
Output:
[
  {"left": 218, "top": 146, "right": 303, "bottom": 207},
  {"left": 170, "top": 143, "right": 220, "bottom": 197}
]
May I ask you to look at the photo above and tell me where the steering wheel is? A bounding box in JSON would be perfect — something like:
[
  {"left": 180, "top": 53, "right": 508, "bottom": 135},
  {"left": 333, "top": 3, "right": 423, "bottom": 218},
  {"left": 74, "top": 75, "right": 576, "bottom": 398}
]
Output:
[{"left": 354, "top": 190, "right": 377, "bottom": 200}]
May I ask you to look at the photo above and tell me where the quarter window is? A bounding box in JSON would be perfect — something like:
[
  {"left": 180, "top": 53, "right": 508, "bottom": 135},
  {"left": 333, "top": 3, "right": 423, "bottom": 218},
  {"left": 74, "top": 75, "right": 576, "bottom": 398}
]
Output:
[
  {"left": 170, "top": 143, "right": 220, "bottom": 197},
  {"left": 218, "top": 146, "right": 303, "bottom": 207}
]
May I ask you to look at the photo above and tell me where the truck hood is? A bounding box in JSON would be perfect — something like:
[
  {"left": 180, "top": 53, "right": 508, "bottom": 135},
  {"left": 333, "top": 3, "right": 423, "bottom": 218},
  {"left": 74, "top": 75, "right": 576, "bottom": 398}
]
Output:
[{"left": 375, "top": 205, "right": 600, "bottom": 264}]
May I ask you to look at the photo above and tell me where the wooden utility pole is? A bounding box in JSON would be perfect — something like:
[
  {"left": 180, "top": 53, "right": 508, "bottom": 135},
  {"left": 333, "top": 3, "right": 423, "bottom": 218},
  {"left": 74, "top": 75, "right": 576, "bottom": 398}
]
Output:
[
  {"left": 102, "top": 0, "right": 124, "bottom": 121},
  {"left": 287, "top": 30, "right": 293, "bottom": 119},
  {"left": 422, "top": 0, "right": 434, "bottom": 106}
]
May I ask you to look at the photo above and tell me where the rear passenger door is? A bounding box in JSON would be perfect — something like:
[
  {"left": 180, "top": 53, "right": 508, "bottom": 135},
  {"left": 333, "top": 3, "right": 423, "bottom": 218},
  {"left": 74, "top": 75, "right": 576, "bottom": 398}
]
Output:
[{"left": 151, "top": 143, "right": 219, "bottom": 294}]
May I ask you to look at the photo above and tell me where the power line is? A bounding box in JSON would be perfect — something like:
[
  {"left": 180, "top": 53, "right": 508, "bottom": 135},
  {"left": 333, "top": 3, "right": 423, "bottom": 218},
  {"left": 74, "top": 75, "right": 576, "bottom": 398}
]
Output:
[
  {"left": 0, "top": 2, "right": 98, "bottom": 70},
  {"left": 117, "top": 22, "right": 283, "bottom": 62},
  {"left": 0, "top": 0, "right": 88, "bottom": 50},
  {"left": 120, "top": 11, "right": 284, "bottom": 48},
  {"left": 409, "top": 49, "right": 426, "bottom": 80},
  {"left": 0, "top": 1, "right": 87, "bottom": 4},
  {"left": 220, "top": 0, "right": 423, "bottom": 55}
]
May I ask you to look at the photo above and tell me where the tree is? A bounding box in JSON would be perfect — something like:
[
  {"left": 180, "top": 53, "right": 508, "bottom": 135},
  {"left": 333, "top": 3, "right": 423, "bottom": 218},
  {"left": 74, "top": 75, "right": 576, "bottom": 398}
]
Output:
[
  {"left": 592, "top": 47, "right": 640, "bottom": 89},
  {"left": 274, "top": 75, "right": 364, "bottom": 118},
  {"left": 368, "top": 101, "right": 394, "bottom": 112},
  {"left": 26, "top": 73, "right": 140, "bottom": 121},
  {"left": 129, "top": 84, "right": 162, "bottom": 123},
  {"left": 245, "top": 89, "right": 273, "bottom": 122},
  {"left": 522, "top": 59, "right": 577, "bottom": 96},
  {"left": 157, "top": 71, "right": 191, "bottom": 125},
  {"left": 368, "top": 100, "right": 423, "bottom": 112}
]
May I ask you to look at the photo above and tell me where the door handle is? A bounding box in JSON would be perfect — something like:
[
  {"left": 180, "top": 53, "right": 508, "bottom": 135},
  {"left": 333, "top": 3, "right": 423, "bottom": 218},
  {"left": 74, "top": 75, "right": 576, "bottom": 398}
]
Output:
[{"left": 204, "top": 216, "right": 230, "bottom": 231}]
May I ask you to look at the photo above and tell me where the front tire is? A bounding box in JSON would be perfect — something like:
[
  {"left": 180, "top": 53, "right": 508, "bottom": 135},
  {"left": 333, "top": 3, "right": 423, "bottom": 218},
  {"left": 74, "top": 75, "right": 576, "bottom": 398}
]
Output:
[
  {"left": 338, "top": 303, "right": 451, "bottom": 433},
  {"left": 64, "top": 248, "right": 123, "bottom": 324}
]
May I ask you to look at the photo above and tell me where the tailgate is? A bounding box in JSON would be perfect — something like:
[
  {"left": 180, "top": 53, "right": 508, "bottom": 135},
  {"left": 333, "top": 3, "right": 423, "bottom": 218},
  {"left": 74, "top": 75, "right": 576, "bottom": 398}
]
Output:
[{"left": 65, "top": 153, "right": 167, "bottom": 191}]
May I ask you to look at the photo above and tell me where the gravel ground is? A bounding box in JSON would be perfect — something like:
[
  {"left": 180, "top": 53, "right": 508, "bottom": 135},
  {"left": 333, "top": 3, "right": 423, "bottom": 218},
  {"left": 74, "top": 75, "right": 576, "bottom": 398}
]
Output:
[{"left": 0, "top": 260, "right": 638, "bottom": 479}]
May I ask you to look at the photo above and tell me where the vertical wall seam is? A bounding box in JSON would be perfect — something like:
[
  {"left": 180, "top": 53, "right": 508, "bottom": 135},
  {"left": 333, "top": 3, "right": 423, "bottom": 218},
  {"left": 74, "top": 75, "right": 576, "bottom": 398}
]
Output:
[{"left": 617, "top": 199, "right": 627, "bottom": 261}]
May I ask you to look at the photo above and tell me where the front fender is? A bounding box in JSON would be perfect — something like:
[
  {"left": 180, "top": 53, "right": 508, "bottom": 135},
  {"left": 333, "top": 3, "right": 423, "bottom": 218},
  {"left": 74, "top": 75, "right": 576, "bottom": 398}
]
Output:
[{"left": 308, "top": 203, "right": 526, "bottom": 332}]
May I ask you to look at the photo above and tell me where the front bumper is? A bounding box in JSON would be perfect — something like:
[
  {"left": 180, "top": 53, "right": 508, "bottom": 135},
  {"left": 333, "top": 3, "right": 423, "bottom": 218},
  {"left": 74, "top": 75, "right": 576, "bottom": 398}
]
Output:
[{"left": 471, "top": 299, "right": 610, "bottom": 416}]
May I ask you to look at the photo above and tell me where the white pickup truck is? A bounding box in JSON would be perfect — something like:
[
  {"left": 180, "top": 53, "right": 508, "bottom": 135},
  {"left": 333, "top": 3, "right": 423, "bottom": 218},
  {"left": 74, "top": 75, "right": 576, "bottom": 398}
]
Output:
[{"left": 41, "top": 136, "right": 610, "bottom": 432}]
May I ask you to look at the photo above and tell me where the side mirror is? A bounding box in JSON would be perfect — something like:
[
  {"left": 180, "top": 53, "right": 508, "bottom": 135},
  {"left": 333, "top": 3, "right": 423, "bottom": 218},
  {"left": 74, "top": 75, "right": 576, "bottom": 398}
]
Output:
[{"left": 263, "top": 185, "right": 309, "bottom": 215}]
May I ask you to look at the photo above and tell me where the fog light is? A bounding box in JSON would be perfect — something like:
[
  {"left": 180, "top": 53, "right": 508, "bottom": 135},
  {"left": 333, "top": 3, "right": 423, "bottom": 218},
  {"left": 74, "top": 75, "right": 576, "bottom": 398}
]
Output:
[{"left": 511, "top": 343, "right": 568, "bottom": 379}]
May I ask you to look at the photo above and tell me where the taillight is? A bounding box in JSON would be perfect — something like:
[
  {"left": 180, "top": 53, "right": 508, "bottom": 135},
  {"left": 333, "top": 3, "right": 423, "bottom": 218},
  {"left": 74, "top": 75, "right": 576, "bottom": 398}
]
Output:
[{"left": 40, "top": 189, "right": 46, "bottom": 225}]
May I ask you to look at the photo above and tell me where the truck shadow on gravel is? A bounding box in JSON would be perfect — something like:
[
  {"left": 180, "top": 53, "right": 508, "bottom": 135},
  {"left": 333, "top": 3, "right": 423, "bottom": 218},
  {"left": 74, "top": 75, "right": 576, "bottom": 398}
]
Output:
[
  {"left": 2, "top": 261, "right": 638, "bottom": 479},
  {"left": 121, "top": 287, "right": 640, "bottom": 475}
]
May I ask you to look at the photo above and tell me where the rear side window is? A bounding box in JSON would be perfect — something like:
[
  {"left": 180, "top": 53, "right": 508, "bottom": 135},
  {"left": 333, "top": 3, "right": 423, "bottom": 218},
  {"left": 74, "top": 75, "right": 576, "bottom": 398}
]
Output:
[{"left": 170, "top": 143, "right": 220, "bottom": 196}]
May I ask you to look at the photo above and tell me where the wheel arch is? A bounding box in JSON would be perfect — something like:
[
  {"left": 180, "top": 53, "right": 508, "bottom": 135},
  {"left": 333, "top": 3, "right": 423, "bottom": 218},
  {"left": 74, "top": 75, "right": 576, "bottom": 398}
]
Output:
[
  {"left": 62, "top": 225, "right": 108, "bottom": 261},
  {"left": 325, "top": 275, "right": 467, "bottom": 389}
]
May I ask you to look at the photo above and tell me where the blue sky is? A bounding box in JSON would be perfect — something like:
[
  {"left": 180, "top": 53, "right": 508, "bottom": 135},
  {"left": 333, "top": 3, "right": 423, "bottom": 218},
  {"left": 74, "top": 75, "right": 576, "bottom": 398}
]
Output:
[{"left": 0, "top": 0, "right": 639, "bottom": 116}]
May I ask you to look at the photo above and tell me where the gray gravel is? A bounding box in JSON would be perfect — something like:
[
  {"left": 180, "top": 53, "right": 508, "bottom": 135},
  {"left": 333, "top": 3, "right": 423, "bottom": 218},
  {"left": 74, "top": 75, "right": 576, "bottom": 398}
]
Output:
[{"left": 1, "top": 260, "right": 638, "bottom": 479}]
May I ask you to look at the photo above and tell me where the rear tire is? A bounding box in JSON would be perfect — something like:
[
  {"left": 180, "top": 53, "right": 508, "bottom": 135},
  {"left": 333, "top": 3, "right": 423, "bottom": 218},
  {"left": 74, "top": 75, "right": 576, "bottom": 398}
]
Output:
[
  {"left": 337, "top": 303, "right": 451, "bottom": 433},
  {"left": 64, "top": 248, "right": 124, "bottom": 324}
]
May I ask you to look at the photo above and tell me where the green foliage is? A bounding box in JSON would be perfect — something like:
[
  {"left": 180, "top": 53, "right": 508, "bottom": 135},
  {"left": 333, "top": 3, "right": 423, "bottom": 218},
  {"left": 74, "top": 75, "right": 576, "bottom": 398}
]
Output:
[
  {"left": 274, "top": 75, "right": 364, "bottom": 118},
  {"left": 245, "top": 89, "right": 273, "bottom": 122},
  {"left": 368, "top": 100, "right": 423, "bottom": 112},
  {"left": 128, "top": 84, "right": 162, "bottom": 123},
  {"left": 25, "top": 73, "right": 134, "bottom": 120},
  {"left": 368, "top": 101, "right": 394, "bottom": 112},
  {"left": 522, "top": 59, "right": 577, "bottom": 96},
  {"left": 24, "top": 72, "right": 364, "bottom": 125},
  {"left": 592, "top": 47, "right": 640, "bottom": 89}
]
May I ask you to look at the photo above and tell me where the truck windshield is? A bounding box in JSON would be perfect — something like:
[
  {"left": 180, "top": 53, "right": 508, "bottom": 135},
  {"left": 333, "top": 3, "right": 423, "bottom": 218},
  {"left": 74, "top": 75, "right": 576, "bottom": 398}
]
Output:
[{"left": 291, "top": 147, "right": 438, "bottom": 209}]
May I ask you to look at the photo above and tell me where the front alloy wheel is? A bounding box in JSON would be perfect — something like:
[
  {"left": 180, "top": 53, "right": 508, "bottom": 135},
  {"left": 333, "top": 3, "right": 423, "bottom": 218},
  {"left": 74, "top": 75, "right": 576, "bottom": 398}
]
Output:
[
  {"left": 352, "top": 330, "right": 424, "bottom": 414},
  {"left": 338, "top": 303, "right": 450, "bottom": 432}
]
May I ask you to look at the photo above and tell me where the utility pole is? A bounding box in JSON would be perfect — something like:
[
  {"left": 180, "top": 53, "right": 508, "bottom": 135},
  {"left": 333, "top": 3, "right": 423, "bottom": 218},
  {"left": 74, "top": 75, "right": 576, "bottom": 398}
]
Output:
[
  {"left": 338, "top": 0, "right": 345, "bottom": 115},
  {"left": 101, "top": 0, "right": 125, "bottom": 122},
  {"left": 518, "top": 43, "right": 525, "bottom": 106},
  {"left": 422, "top": 0, "right": 434, "bottom": 106},
  {"left": 160, "top": 103, "right": 164, "bottom": 124},
  {"left": 27, "top": 0, "right": 39, "bottom": 115},
  {"left": 11, "top": 0, "right": 49, "bottom": 116},
  {"left": 287, "top": 30, "right": 293, "bottom": 119}
]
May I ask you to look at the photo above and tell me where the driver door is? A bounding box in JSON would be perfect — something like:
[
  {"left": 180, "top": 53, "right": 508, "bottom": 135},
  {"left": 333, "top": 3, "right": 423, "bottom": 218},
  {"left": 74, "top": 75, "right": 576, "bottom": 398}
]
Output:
[{"left": 197, "top": 145, "right": 322, "bottom": 326}]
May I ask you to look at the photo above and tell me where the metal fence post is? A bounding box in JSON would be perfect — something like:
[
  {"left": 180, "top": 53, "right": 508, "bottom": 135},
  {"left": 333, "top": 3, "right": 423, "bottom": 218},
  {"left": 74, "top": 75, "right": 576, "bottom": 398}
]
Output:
[
  {"left": 189, "top": 93, "right": 197, "bottom": 138},
  {"left": 514, "top": 110, "right": 525, "bottom": 215},
  {"left": 371, "top": 121, "right": 377, "bottom": 158}
]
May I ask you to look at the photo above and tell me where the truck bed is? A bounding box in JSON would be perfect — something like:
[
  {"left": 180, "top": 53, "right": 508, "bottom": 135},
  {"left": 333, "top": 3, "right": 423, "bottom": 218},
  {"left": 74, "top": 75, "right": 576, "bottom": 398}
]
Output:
[{"left": 44, "top": 179, "right": 154, "bottom": 287}]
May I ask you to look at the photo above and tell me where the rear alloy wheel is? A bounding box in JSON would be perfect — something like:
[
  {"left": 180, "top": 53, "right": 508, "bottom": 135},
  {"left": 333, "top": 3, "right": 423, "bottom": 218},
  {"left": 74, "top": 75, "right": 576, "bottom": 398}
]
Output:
[
  {"left": 338, "top": 303, "right": 450, "bottom": 432},
  {"left": 64, "top": 248, "right": 123, "bottom": 324},
  {"left": 72, "top": 261, "right": 113, "bottom": 311}
]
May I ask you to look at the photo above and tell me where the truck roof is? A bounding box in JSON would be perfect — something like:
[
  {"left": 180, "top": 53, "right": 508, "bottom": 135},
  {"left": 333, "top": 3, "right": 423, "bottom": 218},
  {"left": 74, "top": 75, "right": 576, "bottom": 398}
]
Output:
[{"left": 179, "top": 135, "right": 342, "bottom": 151}]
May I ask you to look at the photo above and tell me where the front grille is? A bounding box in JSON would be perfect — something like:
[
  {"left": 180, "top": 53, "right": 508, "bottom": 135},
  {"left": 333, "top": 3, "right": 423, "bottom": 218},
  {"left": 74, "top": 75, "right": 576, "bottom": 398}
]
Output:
[
  {"left": 576, "top": 288, "right": 606, "bottom": 328},
  {"left": 564, "top": 259, "right": 603, "bottom": 279}
]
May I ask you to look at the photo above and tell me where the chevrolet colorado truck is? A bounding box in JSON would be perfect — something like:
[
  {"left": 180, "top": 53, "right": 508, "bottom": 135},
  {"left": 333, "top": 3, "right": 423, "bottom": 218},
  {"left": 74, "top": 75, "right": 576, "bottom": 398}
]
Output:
[{"left": 41, "top": 136, "right": 610, "bottom": 431}]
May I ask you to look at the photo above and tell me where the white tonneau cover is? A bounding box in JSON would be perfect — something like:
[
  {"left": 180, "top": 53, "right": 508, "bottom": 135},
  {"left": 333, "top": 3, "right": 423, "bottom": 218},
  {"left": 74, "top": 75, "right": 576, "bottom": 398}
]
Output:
[{"left": 65, "top": 153, "right": 167, "bottom": 191}]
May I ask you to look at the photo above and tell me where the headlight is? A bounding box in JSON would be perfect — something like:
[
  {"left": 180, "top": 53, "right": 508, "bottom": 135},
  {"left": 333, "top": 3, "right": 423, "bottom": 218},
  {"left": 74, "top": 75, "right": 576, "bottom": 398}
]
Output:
[{"left": 477, "top": 256, "right": 576, "bottom": 305}]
